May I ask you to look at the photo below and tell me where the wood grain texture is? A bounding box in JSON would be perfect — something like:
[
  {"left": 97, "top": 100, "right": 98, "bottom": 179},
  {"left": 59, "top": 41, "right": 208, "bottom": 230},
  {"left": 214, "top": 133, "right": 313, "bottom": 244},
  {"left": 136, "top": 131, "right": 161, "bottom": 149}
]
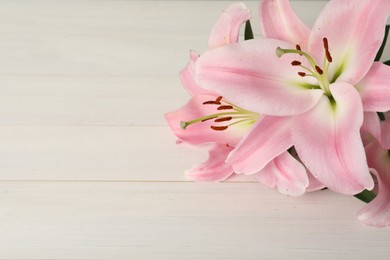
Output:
[
  {"left": 0, "top": 181, "right": 388, "bottom": 259},
  {"left": 0, "top": 0, "right": 388, "bottom": 259}
]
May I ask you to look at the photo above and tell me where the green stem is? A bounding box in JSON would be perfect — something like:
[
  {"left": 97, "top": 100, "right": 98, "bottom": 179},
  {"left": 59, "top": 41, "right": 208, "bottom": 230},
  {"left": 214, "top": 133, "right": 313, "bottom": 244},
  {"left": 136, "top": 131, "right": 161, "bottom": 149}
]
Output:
[{"left": 354, "top": 189, "right": 376, "bottom": 203}]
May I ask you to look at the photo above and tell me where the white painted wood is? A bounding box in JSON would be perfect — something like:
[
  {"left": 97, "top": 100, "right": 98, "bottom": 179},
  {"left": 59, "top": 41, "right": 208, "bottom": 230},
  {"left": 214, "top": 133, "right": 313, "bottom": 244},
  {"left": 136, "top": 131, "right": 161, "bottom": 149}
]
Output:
[
  {"left": 0, "top": 181, "right": 388, "bottom": 259},
  {"left": 0, "top": 125, "right": 254, "bottom": 182}
]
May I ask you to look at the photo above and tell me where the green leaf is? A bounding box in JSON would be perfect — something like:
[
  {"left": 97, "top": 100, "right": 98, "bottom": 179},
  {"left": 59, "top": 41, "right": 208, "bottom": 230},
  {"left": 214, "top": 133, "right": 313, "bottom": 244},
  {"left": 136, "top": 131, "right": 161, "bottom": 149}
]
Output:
[
  {"left": 384, "top": 60, "right": 390, "bottom": 66},
  {"left": 375, "top": 24, "right": 390, "bottom": 61},
  {"left": 378, "top": 112, "right": 386, "bottom": 121},
  {"left": 244, "top": 20, "right": 254, "bottom": 41},
  {"left": 354, "top": 189, "right": 376, "bottom": 203}
]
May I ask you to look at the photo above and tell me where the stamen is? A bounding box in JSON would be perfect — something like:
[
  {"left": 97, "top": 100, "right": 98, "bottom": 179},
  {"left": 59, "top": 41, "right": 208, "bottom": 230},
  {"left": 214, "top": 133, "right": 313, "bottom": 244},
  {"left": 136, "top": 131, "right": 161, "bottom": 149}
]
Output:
[
  {"left": 203, "top": 100, "right": 221, "bottom": 105},
  {"left": 210, "top": 126, "right": 228, "bottom": 131},
  {"left": 325, "top": 49, "right": 333, "bottom": 63},
  {"left": 217, "top": 105, "right": 234, "bottom": 110},
  {"left": 298, "top": 72, "right": 306, "bottom": 77},
  {"left": 214, "top": 117, "right": 232, "bottom": 122},
  {"left": 216, "top": 96, "right": 223, "bottom": 102},
  {"left": 315, "top": 66, "right": 323, "bottom": 75},
  {"left": 291, "top": 60, "right": 302, "bottom": 66},
  {"left": 296, "top": 45, "right": 302, "bottom": 56},
  {"left": 323, "top": 38, "right": 329, "bottom": 50}
]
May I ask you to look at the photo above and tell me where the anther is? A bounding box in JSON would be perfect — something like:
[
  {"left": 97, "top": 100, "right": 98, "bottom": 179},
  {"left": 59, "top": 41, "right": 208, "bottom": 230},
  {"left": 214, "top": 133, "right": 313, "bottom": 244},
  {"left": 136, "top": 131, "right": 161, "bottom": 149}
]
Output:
[
  {"left": 203, "top": 100, "right": 221, "bottom": 105},
  {"left": 323, "top": 38, "right": 329, "bottom": 50},
  {"left": 210, "top": 126, "right": 228, "bottom": 131},
  {"left": 217, "top": 105, "right": 234, "bottom": 110},
  {"left": 315, "top": 66, "right": 323, "bottom": 75},
  {"left": 298, "top": 72, "right": 306, "bottom": 77},
  {"left": 296, "top": 44, "right": 303, "bottom": 56},
  {"left": 291, "top": 60, "right": 302, "bottom": 66},
  {"left": 325, "top": 49, "right": 333, "bottom": 63},
  {"left": 214, "top": 117, "right": 232, "bottom": 123},
  {"left": 216, "top": 96, "right": 223, "bottom": 102}
]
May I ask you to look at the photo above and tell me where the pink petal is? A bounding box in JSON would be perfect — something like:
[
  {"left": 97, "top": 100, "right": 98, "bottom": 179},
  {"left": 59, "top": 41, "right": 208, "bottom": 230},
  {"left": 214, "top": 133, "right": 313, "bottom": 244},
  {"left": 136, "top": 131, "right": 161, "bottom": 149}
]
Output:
[
  {"left": 291, "top": 82, "right": 374, "bottom": 195},
  {"left": 361, "top": 112, "right": 382, "bottom": 146},
  {"left": 208, "top": 3, "right": 251, "bottom": 49},
  {"left": 381, "top": 119, "right": 390, "bottom": 150},
  {"left": 259, "top": 0, "right": 310, "bottom": 45},
  {"left": 186, "top": 144, "right": 234, "bottom": 182},
  {"left": 165, "top": 95, "right": 247, "bottom": 146},
  {"left": 256, "top": 151, "right": 309, "bottom": 196},
  {"left": 306, "top": 170, "right": 326, "bottom": 192},
  {"left": 196, "top": 39, "right": 324, "bottom": 116},
  {"left": 227, "top": 116, "right": 293, "bottom": 175},
  {"left": 180, "top": 51, "right": 216, "bottom": 97},
  {"left": 308, "top": 0, "right": 390, "bottom": 85},
  {"left": 357, "top": 62, "right": 390, "bottom": 112},
  {"left": 357, "top": 141, "right": 390, "bottom": 227}
]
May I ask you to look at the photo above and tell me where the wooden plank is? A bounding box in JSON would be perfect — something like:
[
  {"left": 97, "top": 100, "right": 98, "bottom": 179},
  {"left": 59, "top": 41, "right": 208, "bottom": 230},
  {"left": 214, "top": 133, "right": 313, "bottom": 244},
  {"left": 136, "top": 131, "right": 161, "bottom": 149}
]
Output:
[
  {"left": 0, "top": 75, "right": 187, "bottom": 126},
  {"left": 0, "top": 1, "right": 333, "bottom": 78},
  {"left": 0, "top": 181, "right": 388, "bottom": 259},
  {"left": 0, "top": 125, "right": 254, "bottom": 182}
]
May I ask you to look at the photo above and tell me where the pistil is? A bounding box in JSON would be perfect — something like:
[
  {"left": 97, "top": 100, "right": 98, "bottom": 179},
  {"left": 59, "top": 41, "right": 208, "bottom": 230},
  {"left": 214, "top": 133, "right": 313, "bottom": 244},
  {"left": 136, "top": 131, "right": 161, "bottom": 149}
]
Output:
[
  {"left": 276, "top": 37, "right": 334, "bottom": 96},
  {"left": 180, "top": 96, "right": 259, "bottom": 131}
]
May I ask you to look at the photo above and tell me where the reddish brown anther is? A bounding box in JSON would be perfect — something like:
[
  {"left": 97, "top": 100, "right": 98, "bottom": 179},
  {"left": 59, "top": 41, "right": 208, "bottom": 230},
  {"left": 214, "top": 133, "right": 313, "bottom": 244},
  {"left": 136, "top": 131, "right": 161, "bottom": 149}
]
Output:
[
  {"left": 217, "top": 105, "right": 234, "bottom": 110},
  {"left": 216, "top": 96, "right": 223, "bottom": 102},
  {"left": 315, "top": 66, "right": 323, "bottom": 75},
  {"left": 298, "top": 72, "right": 306, "bottom": 77},
  {"left": 210, "top": 125, "right": 228, "bottom": 131},
  {"left": 325, "top": 49, "right": 333, "bottom": 63},
  {"left": 214, "top": 117, "right": 232, "bottom": 122},
  {"left": 202, "top": 100, "right": 221, "bottom": 105},
  {"left": 296, "top": 44, "right": 303, "bottom": 56},
  {"left": 291, "top": 60, "right": 302, "bottom": 66},
  {"left": 323, "top": 37, "right": 329, "bottom": 50}
]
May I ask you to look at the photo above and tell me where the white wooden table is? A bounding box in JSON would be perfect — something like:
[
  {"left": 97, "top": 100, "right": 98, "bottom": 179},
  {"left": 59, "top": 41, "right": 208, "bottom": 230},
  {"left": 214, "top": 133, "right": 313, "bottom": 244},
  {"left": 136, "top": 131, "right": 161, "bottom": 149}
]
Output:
[{"left": 0, "top": 1, "right": 389, "bottom": 259}]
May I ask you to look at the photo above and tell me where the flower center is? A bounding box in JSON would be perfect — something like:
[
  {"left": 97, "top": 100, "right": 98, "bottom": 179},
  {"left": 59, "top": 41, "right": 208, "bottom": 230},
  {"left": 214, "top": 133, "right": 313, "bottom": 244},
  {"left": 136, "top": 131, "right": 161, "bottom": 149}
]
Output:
[
  {"left": 276, "top": 37, "right": 333, "bottom": 96},
  {"left": 180, "top": 96, "right": 259, "bottom": 131}
]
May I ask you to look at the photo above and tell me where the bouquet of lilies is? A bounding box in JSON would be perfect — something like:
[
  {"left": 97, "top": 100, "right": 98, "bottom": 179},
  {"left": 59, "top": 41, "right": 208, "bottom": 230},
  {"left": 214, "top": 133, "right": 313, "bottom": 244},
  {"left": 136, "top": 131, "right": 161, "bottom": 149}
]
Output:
[{"left": 165, "top": 0, "right": 390, "bottom": 227}]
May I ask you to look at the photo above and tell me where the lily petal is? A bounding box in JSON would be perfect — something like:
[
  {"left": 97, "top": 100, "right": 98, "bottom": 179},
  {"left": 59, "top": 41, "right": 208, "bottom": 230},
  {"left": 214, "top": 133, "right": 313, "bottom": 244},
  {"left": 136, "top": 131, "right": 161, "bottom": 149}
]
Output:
[
  {"left": 357, "top": 62, "right": 390, "bottom": 112},
  {"left": 259, "top": 0, "right": 310, "bottom": 45},
  {"left": 208, "top": 3, "right": 251, "bottom": 49},
  {"left": 180, "top": 51, "right": 215, "bottom": 97},
  {"left": 165, "top": 95, "right": 246, "bottom": 146},
  {"left": 357, "top": 141, "right": 390, "bottom": 227},
  {"left": 361, "top": 112, "right": 382, "bottom": 146},
  {"left": 306, "top": 170, "right": 326, "bottom": 192},
  {"left": 196, "top": 39, "right": 324, "bottom": 116},
  {"left": 291, "top": 82, "right": 374, "bottom": 195},
  {"left": 308, "top": 0, "right": 390, "bottom": 85},
  {"left": 186, "top": 144, "right": 234, "bottom": 182},
  {"left": 256, "top": 151, "right": 309, "bottom": 196},
  {"left": 381, "top": 119, "right": 390, "bottom": 150},
  {"left": 227, "top": 116, "right": 292, "bottom": 175}
]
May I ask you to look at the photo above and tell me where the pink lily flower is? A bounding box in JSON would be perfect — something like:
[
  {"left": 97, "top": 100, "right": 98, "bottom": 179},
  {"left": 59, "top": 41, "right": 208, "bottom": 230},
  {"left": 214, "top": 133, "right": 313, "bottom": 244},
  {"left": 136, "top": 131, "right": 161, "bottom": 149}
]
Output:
[
  {"left": 195, "top": 0, "right": 390, "bottom": 195},
  {"left": 166, "top": 3, "right": 318, "bottom": 195},
  {"left": 358, "top": 112, "right": 390, "bottom": 227},
  {"left": 165, "top": 3, "right": 255, "bottom": 182}
]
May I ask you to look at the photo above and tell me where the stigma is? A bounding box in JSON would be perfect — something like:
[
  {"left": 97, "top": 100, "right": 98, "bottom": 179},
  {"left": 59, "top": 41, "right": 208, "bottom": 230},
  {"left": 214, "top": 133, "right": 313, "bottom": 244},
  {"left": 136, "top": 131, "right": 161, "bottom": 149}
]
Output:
[{"left": 180, "top": 96, "right": 259, "bottom": 131}]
